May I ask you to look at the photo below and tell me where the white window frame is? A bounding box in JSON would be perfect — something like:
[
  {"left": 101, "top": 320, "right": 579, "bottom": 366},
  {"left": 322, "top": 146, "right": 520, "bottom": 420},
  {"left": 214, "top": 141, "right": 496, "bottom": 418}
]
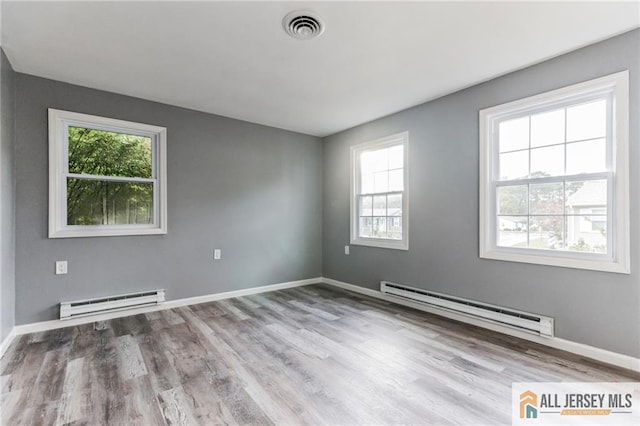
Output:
[
  {"left": 350, "top": 131, "right": 409, "bottom": 250},
  {"left": 479, "top": 71, "right": 629, "bottom": 274},
  {"left": 48, "top": 109, "right": 168, "bottom": 238}
]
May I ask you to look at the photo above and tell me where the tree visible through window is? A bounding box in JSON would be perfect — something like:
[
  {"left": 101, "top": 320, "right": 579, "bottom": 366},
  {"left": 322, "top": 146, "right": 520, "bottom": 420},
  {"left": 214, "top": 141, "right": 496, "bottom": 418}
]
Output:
[{"left": 67, "top": 127, "right": 154, "bottom": 226}]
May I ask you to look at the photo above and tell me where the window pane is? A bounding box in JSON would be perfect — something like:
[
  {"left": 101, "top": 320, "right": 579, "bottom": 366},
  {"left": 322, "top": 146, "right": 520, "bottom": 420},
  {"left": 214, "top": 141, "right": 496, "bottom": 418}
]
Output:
[
  {"left": 566, "top": 216, "right": 607, "bottom": 253},
  {"left": 499, "top": 150, "right": 529, "bottom": 180},
  {"left": 530, "top": 144, "right": 564, "bottom": 177},
  {"left": 565, "top": 179, "right": 607, "bottom": 209},
  {"left": 359, "top": 195, "right": 373, "bottom": 217},
  {"left": 387, "top": 193, "right": 402, "bottom": 216},
  {"left": 360, "top": 151, "right": 375, "bottom": 174},
  {"left": 361, "top": 148, "right": 388, "bottom": 173},
  {"left": 499, "top": 117, "right": 529, "bottom": 152},
  {"left": 566, "top": 139, "right": 606, "bottom": 175},
  {"left": 373, "top": 171, "right": 389, "bottom": 193},
  {"left": 373, "top": 195, "right": 387, "bottom": 216},
  {"left": 497, "top": 216, "right": 528, "bottom": 247},
  {"left": 373, "top": 148, "right": 389, "bottom": 172},
  {"left": 372, "top": 217, "right": 387, "bottom": 238},
  {"left": 359, "top": 217, "right": 373, "bottom": 237},
  {"left": 386, "top": 216, "right": 402, "bottom": 240},
  {"left": 389, "top": 145, "right": 403, "bottom": 169},
  {"left": 529, "top": 182, "right": 564, "bottom": 215},
  {"left": 389, "top": 169, "right": 403, "bottom": 192},
  {"left": 67, "top": 178, "right": 154, "bottom": 225},
  {"left": 529, "top": 216, "right": 564, "bottom": 250},
  {"left": 361, "top": 173, "right": 374, "bottom": 194},
  {"left": 565, "top": 179, "right": 607, "bottom": 254},
  {"left": 566, "top": 99, "right": 606, "bottom": 142},
  {"left": 68, "top": 126, "right": 152, "bottom": 178},
  {"left": 531, "top": 109, "right": 565, "bottom": 148},
  {"left": 578, "top": 215, "right": 607, "bottom": 233},
  {"left": 497, "top": 185, "right": 527, "bottom": 215}
]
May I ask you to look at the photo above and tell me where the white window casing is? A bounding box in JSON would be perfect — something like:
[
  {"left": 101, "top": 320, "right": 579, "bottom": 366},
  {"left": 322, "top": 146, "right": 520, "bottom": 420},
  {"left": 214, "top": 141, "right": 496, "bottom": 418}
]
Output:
[
  {"left": 350, "top": 131, "right": 409, "bottom": 250},
  {"left": 479, "top": 71, "right": 629, "bottom": 273},
  {"left": 49, "top": 109, "right": 168, "bottom": 238}
]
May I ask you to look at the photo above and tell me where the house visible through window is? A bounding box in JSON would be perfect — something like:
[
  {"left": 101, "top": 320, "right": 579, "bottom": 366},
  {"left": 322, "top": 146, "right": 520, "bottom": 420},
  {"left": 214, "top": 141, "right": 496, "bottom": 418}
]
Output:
[
  {"left": 49, "top": 109, "right": 167, "bottom": 238},
  {"left": 350, "top": 132, "right": 409, "bottom": 250},
  {"left": 479, "top": 71, "right": 629, "bottom": 273}
]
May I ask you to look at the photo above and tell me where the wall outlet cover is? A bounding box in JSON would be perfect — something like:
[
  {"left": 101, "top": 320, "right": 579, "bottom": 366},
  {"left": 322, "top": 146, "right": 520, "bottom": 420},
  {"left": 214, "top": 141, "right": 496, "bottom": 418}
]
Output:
[{"left": 55, "top": 260, "right": 68, "bottom": 275}]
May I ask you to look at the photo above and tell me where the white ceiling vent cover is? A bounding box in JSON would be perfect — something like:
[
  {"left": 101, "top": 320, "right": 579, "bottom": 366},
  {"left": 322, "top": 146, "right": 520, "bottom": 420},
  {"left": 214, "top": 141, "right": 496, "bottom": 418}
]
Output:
[{"left": 283, "top": 11, "right": 325, "bottom": 40}]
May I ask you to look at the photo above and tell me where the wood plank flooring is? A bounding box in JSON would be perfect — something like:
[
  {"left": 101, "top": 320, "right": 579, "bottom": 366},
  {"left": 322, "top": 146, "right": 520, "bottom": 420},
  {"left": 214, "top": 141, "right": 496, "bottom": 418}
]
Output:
[{"left": 1, "top": 284, "right": 638, "bottom": 425}]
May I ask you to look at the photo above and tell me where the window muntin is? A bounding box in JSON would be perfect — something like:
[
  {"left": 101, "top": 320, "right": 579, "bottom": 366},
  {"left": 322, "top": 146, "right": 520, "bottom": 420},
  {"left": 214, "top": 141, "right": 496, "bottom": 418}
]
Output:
[
  {"left": 351, "top": 132, "right": 409, "bottom": 250},
  {"left": 49, "top": 109, "right": 167, "bottom": 238},
  {"left": 479, "top": 71, "right": 629, "bottom": 273}
]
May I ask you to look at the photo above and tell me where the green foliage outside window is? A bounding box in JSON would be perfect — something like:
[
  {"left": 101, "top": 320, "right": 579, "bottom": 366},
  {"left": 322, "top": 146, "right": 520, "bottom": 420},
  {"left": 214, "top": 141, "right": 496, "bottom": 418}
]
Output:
[{"left": 67, "top": 127, "right": 154, "bottom": 225}]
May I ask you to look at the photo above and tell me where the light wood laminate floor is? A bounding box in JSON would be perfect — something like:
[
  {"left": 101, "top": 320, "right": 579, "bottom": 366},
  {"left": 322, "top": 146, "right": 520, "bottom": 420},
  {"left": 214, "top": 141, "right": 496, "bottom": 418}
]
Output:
[{"left": 1, "top": 284, "right": 638, "bottom": 425}]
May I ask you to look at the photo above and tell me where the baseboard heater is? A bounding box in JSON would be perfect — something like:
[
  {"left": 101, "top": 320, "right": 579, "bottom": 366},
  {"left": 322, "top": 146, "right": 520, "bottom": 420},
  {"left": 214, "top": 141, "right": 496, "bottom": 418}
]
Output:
[
  {"left": 60, "top": 289, "right": 165, "bottom": 320},
  {"left": 380, "top": 281, "right": 554, "bottom": 337}
]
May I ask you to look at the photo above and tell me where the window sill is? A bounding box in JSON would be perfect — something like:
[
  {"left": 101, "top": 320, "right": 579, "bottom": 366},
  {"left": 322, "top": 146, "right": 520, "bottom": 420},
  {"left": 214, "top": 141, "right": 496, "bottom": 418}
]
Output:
[
  {"left": 351, "top": 237, "right": 408, "bottom": 251},
  {"left": 49, "top": 226, "right": 167, "bottom": 239},
  {"left": 480, "top": 247, "right": 629, "bottom": 274}
]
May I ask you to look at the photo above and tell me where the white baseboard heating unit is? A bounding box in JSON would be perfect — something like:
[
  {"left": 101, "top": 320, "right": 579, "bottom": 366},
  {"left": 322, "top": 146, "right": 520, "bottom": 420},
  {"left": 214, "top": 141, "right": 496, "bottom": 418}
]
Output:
[
  {"left": 380, "top": 281, "right": 554, "bottom": 337},
  {"left": 60, "top": 289, "right": 165, "bottom": 319}
]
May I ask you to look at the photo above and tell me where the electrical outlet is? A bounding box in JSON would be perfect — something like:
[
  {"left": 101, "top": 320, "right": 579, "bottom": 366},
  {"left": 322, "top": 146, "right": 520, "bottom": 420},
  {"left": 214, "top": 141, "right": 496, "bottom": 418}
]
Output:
[
  {"left": 344, "top": 245, "right": 350, "bottom": 255},
  {"left": 55, "top": 260, "right": 68, "bottom": 275},
  {"left": 214, "top": 249, "right": 221, "bottom": 260}
]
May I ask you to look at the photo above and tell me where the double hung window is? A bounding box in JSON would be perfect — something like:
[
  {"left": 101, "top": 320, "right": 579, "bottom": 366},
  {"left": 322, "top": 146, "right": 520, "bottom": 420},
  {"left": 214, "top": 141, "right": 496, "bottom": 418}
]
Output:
[
  {"left": 479, "top": 72, "right": 629, "bottom": 273},
  {"left": 49, "top": 109, "right": 167, "bottom": 238},
  {"left": 350, "top": 132, "right": 409, "bottom": 250}
]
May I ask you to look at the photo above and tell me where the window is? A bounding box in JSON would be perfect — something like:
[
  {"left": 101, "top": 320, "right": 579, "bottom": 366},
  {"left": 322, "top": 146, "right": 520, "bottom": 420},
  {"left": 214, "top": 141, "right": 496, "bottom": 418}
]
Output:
[
  {"left": 479, "top": 72, "right": 629, "bottom": 273},
  {"left": 49, "top": 109, "right": 167, "bottom": 238},
  {"left": 350, "top": 132, "right": 409, "bottom": 250}
]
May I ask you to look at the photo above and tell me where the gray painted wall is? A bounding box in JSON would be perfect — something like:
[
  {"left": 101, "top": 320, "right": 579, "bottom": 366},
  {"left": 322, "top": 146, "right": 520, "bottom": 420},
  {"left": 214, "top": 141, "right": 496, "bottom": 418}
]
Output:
[
  {"left": 14, "top": 74, "right": 322, "bottom": 325},
  {"left": 7, "top": 28, "right": 640, "bottom": 360},
  {"left": 323, "top": 29, "right": 640, "bottom": 358},
  {"left": 1, "top": 49, "right": 16, "bottom": 343}
]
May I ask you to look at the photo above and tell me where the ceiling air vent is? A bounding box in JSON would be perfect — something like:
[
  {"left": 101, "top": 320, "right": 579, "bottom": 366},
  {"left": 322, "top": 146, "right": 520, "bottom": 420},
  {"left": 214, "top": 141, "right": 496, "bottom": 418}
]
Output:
[{"left": 283, "top": 11, "right": 325, "bottom": 40}]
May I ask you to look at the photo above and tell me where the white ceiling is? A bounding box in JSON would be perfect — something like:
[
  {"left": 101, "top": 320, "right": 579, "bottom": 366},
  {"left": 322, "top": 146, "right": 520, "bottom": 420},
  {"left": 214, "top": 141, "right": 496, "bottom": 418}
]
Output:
[{"left": 2, "top": 1, "right": 639, "bottom": 137}]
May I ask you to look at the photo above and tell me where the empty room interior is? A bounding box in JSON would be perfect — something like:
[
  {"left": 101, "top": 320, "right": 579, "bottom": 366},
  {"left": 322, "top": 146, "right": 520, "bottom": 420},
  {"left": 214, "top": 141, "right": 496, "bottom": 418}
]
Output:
[{"left": 1, "top": 1, "right": 640, "bottom": 425}]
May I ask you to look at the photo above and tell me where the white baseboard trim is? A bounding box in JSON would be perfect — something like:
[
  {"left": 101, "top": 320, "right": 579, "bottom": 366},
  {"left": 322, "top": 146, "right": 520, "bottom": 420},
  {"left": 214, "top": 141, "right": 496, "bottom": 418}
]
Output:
[
  {"left": 321, "top": 277, "right": 640, "bottom": 373},
  {"left": 12, "top": 277, "right": 321, "bottom": 336},
  {"left": 0, "top": 327, "right": 16, "bottom": 360}
]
